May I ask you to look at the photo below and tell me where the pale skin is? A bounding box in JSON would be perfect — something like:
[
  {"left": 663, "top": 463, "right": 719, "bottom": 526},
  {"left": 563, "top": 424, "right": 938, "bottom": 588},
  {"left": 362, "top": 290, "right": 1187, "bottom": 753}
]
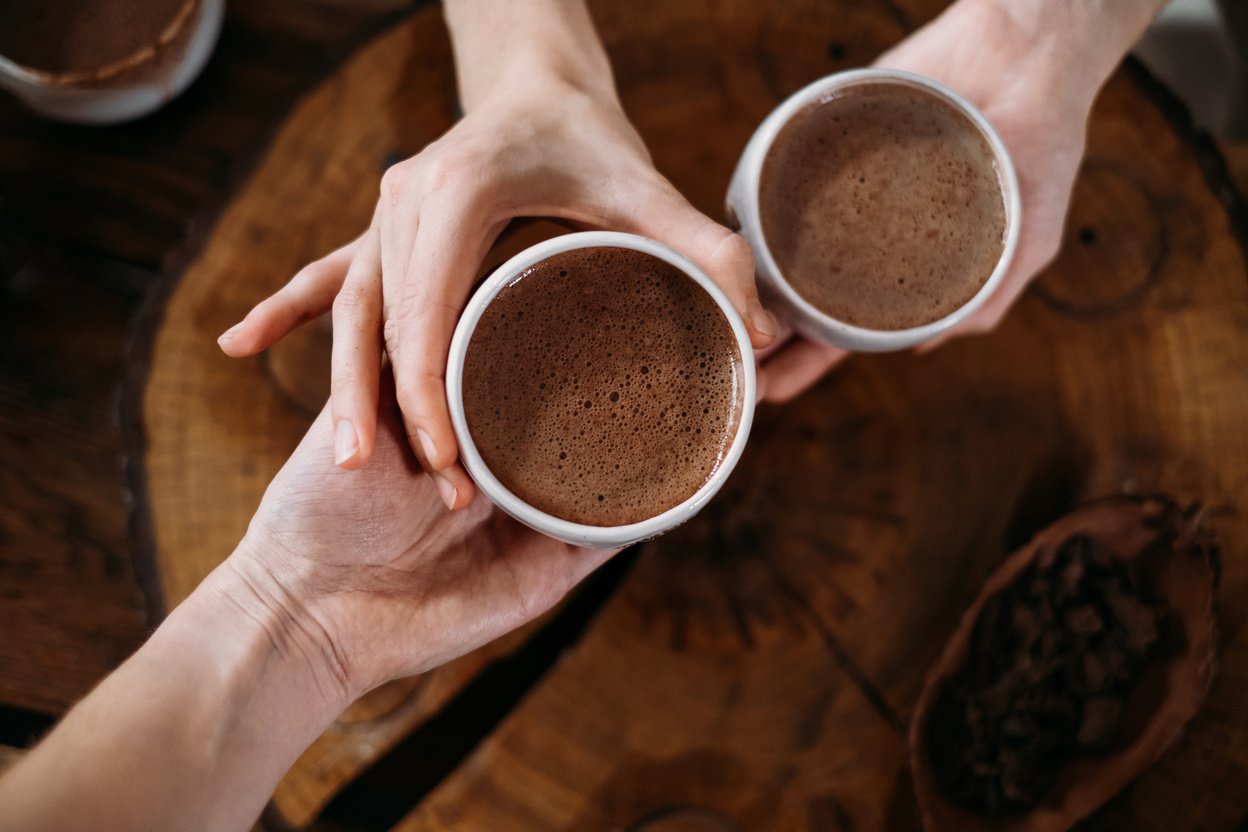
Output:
[
  {"left": 761, "top": 0, "right": 1169, "bottom": 398},
  {"left": 219, "top": 0, "right": 1168, "bottom": 495},
  {"left": 1, "top": 1, "right": 1169, "bottom": 829},
  {"left": 218, "top": 0, "right": 780, "bottom": 511},
  {"left": 0, "top": 378, "right": 616, "bottom": 832}
]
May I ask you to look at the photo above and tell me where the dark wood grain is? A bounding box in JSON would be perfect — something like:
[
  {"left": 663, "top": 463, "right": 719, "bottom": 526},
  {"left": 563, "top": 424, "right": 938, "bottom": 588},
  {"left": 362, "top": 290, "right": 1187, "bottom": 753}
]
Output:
[
  {"left": 0, "top": 0, "right": 400, "bottom": 726},
  {"left": 395, "top": 1, "right": 1248, "bottom": 830},
  {"left": 0, "top": 0, "right": 403, "bottom": 269},
  {"left": 9, "top": 0, "right": 1247, "bottom": 830},
  {"left": 0, "top": 242, "right": 148, "bottom": 716},
  {"left": 128, "top": 9, "right": 510, "bottom": 827},
  {"left": 136, "top": 0, "right": 1248, "bottom": 827},
  {"left": 128, "top": 14, "right": 646, "bottom": 827}
]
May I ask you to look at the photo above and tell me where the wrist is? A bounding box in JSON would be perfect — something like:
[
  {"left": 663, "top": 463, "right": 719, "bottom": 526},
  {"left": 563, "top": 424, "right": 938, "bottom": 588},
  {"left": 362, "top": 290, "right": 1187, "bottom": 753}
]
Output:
[
  {"left": 70, "top": 554, "right": 355, "bottom": 829},
  {"left": 965, "top": 0, "right": 1165, "bottom": 104},
  {"left": 144, "top": 543, "right": 357, "bottom": 756},
  {"left": 0, "top": 559, "right": 352, "bottom": 832},
  {"left": 200, "top": 541, "right": 358, "bottom": 713},
  {"left": 445, "top": 0, "right": 618, "bottom": 112}
]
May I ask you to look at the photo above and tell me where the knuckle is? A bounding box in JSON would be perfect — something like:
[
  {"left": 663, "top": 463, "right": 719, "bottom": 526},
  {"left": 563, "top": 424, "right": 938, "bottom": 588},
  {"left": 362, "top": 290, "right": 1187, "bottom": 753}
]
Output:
[
  {"left": 422, "top": 146, "right": 479, "bottom": 195},
  {"left": 707, "top": 230, "right": 756, "bottom": 278},
  {"left": 382, "top": 316, "right": 403, "bottom": 360},
  {"left": 394, "top": 369, "right": 447, "bottom": 422},
  {"left": 379, "top": 163, "right": 412, "bottom": 206},
  {"left": 331, "top": 282, "right": 370, "bottom": 319},
  {"left": 329, "top": 371, "right": 359, "bottom": 399},
  {"left": 393, "top": 279, "right": 428, "bottom": 315},
  {"left": 396, "top": 389, "right": 429, "bottom": 428},
  {"left": 293, "top": 256, "right": 332, "bottom": 286}
]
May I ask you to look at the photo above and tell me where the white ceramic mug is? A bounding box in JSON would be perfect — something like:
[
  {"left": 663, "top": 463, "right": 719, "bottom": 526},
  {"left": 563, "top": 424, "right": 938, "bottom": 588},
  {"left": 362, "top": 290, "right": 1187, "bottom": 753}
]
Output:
[
  {"left": 446, "top": 231, "right": 756, "bottom": 550},
  {"left": 0, "top": 0, "right": 224, "bottom": 125},
  {"left": 726, "top": 68, "right": 1021, "bottom": 352}
]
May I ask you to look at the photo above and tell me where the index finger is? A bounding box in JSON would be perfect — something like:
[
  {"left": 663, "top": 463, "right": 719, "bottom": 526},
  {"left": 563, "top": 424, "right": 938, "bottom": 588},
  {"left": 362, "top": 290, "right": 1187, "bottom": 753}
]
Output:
[{"left": 385, "top": 191, "right": 499, "bottom": 479}]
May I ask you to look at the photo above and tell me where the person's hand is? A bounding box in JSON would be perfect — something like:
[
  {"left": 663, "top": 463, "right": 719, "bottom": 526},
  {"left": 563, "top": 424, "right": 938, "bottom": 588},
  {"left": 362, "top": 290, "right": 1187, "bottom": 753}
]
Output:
[
  {"left": 223, "top": 373, "right": 618, "bottom": 699},
  {"left": 757, "top": 0, "right": 1157, "bottom": 403},
  {"left": 0, "top": 374, "right": 620, "bottom": 832},
  {"left": 217, "top": 25, "right": 777, "bottom": 510}
]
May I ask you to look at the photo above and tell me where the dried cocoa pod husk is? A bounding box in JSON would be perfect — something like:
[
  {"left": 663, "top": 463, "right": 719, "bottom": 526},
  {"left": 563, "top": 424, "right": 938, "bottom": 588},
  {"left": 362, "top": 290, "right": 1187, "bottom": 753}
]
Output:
[{"left": 910, "top": 495, "right": 1218, "bottom": 832}]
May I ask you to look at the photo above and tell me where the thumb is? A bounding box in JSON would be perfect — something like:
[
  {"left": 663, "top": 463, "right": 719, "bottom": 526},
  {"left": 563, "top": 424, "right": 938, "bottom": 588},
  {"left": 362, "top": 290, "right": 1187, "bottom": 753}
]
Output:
[{"left": 635, "top": 185, "right": 778, "bottom": 350}]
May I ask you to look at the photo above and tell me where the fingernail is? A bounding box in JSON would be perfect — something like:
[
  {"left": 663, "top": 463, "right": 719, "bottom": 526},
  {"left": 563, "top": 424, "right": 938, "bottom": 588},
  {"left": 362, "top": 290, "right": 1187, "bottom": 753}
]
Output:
[
  {"left": 416, "top": 428, "right": 438, "bottom": 467},
  {"left": 217, "top": 322, "right": 243, "bottom": 345},
  {"left": 747, "top": 299, "right": 778, "bottom": 340},
  {"left": 334, "top": 419, "right": 359, "bottom": 466},
  {"left": 434, "top": 474, "right": 457, "bottom": 510}
]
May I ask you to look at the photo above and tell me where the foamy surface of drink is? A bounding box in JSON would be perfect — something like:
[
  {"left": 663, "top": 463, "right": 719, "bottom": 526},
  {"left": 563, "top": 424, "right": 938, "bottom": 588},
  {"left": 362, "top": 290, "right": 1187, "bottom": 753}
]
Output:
[
  {"left": 760, "top": 83, "right": 1007, "bottom": 330},
  {"left": 462, "top": 247, "right": 743, "bottom": 526}
]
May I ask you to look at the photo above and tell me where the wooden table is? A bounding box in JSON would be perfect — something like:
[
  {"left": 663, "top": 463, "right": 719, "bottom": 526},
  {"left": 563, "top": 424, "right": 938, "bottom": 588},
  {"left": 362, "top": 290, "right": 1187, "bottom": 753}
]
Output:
[
  {"left": 5, "top": 1, "right": 1248, "bottom": 830},
  {"left": 0, "top": 0, "right": 398, "bottom": 765}
]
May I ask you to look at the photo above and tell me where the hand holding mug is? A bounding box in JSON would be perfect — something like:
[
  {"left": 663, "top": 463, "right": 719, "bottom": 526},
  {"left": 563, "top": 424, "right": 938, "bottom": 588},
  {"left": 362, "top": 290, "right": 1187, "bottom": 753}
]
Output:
[
  {"left": 216, "top": 5, "right": 777, "bottom": 510},
  {"left": 755, "top": 0, "right": 1161, "bottom": 402},
  {"left": 231, "top": 375, "right": 617, "bottom": 695}
]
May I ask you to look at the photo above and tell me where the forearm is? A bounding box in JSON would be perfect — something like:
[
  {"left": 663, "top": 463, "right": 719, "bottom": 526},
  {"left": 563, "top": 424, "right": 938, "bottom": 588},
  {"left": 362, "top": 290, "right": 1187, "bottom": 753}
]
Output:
[
  {"left": 444, "top": 0, "right": 617, "bottom": 110},
  {"left": 972, "top": 0, "right": 1169, "bottom": 102},
  {"left": 981, "top": 0, "right": 1168, "bottom": 57},
  {"left": 0, "top": 552, "right": 348, "bottom": 832}
]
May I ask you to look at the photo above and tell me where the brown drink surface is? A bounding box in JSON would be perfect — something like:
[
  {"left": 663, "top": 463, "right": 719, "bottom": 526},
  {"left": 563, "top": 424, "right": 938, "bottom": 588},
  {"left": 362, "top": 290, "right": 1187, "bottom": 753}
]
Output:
[
  {"left": 0, "top": 0, "right": 188, "bottom": 74},
  {"left": 759, "top": 83, "right": 1007, "bottom": 330},
  {"left": 462, "top": 247, "right": 744, "bottom": 527}
]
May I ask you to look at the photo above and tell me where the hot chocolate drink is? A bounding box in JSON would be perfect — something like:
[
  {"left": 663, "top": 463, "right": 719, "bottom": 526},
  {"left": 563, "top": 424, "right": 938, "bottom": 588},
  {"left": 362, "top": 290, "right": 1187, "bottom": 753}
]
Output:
[
  {"left": 759, "top": 82, "right": 1007, "bottom": 330},
  {"left": 0, "top": 0, "right": 189, "bottom": 74},
  {"left": 462, "top": 246, "right": 744, "bottom": 526}
]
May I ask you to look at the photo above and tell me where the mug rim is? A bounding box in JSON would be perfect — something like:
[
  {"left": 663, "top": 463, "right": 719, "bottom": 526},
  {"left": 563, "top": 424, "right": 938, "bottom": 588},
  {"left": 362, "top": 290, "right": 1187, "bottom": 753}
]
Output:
[
  {"left": 445, "top": 231, "right": 757, "bottom": 549},
  {"left": 0, "top": 0, "right": 201, "bottom": 87},
  {"left": 734, "top": 67, "right": 1022, "bottom": 350}
]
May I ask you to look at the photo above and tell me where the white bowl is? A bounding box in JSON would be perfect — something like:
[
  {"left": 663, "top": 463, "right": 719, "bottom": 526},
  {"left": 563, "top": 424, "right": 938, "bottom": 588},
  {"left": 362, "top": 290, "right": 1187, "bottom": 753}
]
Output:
[{"left": 0, "top": 0, "right": 224, "bottom": 125}]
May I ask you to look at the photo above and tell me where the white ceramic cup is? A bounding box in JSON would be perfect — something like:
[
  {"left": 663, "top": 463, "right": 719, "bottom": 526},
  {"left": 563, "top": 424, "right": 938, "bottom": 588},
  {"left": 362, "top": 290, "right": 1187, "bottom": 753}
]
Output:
[
  {"left": 446, "top": 231, "right": 756, "bottom": 550},
  {"left": 726, "top": 68, "right": 1021, "bottom": 351},
  {"left": 0, "top": 0, "right": 224, "bottom": 125}
]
